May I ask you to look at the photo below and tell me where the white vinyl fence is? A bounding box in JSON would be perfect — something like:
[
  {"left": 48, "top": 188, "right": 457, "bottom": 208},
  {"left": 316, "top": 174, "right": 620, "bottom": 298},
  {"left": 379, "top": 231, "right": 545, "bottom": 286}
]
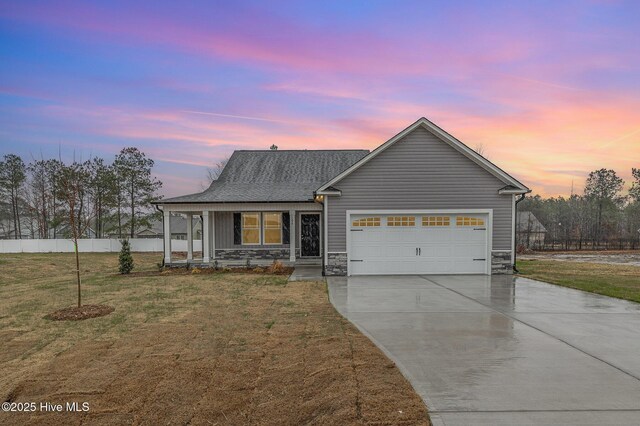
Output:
[{"left": 0, "top": 239, "right": 202, "bottom": 254}]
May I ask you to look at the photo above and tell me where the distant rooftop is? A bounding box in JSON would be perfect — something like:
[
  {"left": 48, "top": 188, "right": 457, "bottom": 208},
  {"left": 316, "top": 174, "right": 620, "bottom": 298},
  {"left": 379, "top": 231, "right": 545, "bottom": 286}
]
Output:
[{"left": 517, "top": 211, "right": 547, "bottom": 233}]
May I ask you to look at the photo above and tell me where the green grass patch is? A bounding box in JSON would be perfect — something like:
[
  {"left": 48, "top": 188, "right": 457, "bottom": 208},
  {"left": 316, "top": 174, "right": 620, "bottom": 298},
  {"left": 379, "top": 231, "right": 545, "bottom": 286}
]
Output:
[{"left": 517, "top": 259, "right": 640, "bottom": 303}]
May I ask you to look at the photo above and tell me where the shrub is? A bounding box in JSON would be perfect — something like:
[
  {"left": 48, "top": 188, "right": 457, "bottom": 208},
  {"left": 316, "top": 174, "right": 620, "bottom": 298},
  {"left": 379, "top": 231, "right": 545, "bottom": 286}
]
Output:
[
  {"left": 118, "top": 239, "right": 134, "bottom": 274},
  {"left": 268, "top": 260, "right": 286, "bottom": 274}
]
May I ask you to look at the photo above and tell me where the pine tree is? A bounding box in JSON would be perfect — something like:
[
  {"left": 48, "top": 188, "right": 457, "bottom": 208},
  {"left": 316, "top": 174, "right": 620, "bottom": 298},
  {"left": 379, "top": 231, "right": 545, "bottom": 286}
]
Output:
[
  {"left": 119, "top": 239, "right": 134, "bottom": 274},
  {"left": 113, "top": 147, "right": 162, "bottom": 238}
]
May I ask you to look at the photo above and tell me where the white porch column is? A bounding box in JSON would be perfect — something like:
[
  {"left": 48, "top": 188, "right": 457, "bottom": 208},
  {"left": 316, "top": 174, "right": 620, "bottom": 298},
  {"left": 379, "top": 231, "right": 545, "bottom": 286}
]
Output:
[
  {"left": 210, "top": 211, "right": 216, "bottom": 259},
  {"left": 289, "top": 210, "right": 295, "bottom": 262},
  {"left": 186, "top": 213, "right": 193, "bottom": 261},
  {"left": 202, "top": 210, "right": 210, "bottom": 263},
  {"left": 163, "top": 211, "right": 171, "bottom": 264}
]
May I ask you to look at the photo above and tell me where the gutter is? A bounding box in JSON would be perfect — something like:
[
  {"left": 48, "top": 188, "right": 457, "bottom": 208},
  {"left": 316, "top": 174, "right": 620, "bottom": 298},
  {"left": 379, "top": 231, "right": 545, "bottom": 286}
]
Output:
[
  {"left": 513, "top": 193, "right": 526, "bottom": 273},
  {"left": 155, "top": 204, "right": 165, "bottom": 267}
]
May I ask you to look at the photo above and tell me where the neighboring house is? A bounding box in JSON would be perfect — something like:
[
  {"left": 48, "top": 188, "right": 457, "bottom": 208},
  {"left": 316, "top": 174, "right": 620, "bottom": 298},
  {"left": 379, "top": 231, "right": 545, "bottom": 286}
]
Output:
[
  {"left": 155, "top": 117, "right": 530, "bottom": 276},
  {"left": 136, "top": 215, "right": 202, "bottom": 240},
  {"left": 517, "top": 211, "right": 547, "bottom": 249},
  {"left": 106, "top": 214, "right": 202, "bottom": 240},
  {"left": 0, "top": 228, "right": 35, "bottom": 239}
]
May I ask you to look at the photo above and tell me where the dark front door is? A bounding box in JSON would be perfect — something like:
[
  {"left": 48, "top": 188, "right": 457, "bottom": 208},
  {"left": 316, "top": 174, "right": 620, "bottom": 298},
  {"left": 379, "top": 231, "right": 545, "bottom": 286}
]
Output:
[{"left": 300, "top": 214, "right": 321, "bottom": 257}]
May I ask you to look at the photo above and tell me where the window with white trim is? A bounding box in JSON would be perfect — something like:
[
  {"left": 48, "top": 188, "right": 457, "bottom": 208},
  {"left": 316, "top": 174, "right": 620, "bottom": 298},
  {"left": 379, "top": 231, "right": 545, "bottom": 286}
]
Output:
[
  {"left": 263, "top": 212, "right": 283, "bottom": 244},
  {"left": 242, "top": 213, "right": 261, "bottom": 244}
]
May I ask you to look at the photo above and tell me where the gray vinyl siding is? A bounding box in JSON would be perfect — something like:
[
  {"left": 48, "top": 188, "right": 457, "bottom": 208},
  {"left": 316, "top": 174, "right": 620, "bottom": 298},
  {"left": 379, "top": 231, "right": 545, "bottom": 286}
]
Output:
[
  {"left": 327, "top": 126, "right": 514, "bottom": 251},
  {"left": 214, "top": 211, "right": 312, "bottom": 249}
]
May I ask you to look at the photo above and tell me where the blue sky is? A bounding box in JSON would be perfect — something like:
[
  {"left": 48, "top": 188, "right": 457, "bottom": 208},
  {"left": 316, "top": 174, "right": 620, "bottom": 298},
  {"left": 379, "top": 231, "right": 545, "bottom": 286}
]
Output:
[{"left": 1, "top": 0, "right": 639, "bottom": 196}]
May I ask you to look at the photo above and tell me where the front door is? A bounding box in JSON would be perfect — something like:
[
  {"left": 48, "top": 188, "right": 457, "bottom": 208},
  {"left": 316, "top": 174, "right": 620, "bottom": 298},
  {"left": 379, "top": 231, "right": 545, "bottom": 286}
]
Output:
[{"left": 300, "top": 214, "right": 321, "bottom": 257}]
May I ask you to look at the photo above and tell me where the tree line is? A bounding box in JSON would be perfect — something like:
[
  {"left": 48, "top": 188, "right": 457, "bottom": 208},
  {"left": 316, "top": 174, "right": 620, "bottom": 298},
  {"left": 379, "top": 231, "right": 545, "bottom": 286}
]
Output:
[
  {"left": 519, "top": 168, "right": 640, "bottom": 251},
  {"left": 0, "top": 147, "right": 162, "bottom": 240}
]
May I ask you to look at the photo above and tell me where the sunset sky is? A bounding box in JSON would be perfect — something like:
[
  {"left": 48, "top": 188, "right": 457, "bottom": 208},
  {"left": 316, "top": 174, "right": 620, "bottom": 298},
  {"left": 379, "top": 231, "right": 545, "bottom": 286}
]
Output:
[{"left": 1, "top": 0, "right": 639, "bottom": 197}]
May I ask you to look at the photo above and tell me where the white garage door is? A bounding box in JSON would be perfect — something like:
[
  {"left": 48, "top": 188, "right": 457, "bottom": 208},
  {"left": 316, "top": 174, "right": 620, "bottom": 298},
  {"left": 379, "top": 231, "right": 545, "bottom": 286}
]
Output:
[{"left": 348, "top": 213, "right": 489, "bottom": 275}]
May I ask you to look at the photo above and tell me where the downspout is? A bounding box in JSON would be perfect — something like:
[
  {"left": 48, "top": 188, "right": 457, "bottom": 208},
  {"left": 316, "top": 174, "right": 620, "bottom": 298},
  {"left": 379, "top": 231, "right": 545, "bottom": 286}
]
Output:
[
  {"left": 155, "top": 204, "right": 165, "bottom": 267},
  {"left": 513, "top": 194, "right": 526, "bottom": 273}
]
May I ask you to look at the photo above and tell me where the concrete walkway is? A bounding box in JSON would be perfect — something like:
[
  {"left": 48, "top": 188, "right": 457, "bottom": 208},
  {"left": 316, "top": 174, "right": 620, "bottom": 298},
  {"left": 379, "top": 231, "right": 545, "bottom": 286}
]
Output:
[
  {"left": 288, "top": 265, "right": 324, "bottom": 282},
  {"left": 327, "top": 275, "right": 640, "bottom": 425}
]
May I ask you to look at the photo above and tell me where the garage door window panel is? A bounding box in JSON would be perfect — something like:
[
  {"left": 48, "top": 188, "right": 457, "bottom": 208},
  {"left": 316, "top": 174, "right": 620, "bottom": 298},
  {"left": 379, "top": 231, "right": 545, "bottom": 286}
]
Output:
[
  {"left": 422, "top": 216, "right": 451, "bottom": 227},
  {"left": 352, "top": 217, "right": 381, "bottom": 227},
  {"left": 456, "top": 216, "right": 485, "bottom": 226},
  {"left": 387, "top": 216, "right": 415, "bottom": 227}
]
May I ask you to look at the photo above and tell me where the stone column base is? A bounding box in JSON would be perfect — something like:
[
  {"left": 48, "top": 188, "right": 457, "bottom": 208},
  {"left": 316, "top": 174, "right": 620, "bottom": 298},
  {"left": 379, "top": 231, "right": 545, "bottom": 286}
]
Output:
[
  {"left": 491, "top": 251, "right": 513, "bottom": 274},
  {"left": 325, "top": 252, "right": 347, "bottom": 276}
]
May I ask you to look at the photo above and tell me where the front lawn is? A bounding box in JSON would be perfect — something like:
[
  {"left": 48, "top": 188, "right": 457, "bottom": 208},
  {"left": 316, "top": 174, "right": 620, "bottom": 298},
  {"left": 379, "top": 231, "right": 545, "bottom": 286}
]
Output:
[
  {"left": 0, "top": 252, "right": 430, "bottom": 425},
  {"left": 517, "top": 259, "right": 640, "bottom": 303}
]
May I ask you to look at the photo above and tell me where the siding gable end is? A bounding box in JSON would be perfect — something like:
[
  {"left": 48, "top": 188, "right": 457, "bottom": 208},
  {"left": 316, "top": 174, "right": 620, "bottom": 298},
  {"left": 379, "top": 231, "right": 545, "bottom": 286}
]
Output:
[{"left": 317, "top": 117, "right": 528, "bottom": 193}]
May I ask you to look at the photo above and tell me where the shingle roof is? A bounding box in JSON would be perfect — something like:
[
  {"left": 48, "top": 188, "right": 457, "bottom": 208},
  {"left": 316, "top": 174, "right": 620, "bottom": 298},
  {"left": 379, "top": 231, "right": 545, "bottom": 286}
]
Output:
[{"left": 160, "top": 150, "right": 369, "bottom": 203}]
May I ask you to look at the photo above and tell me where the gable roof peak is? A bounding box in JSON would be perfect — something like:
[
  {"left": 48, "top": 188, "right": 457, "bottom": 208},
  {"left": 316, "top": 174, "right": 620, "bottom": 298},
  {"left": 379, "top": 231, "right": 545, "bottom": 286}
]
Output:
[{"left": 317, "top": 116, "right": 530, "bottom": 194}]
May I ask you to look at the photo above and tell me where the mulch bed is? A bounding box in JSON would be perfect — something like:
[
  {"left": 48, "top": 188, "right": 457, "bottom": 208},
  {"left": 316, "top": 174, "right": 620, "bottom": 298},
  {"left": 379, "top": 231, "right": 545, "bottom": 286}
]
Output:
[{"left": 45, "top": 304, "right": 115, "bottom": 321}]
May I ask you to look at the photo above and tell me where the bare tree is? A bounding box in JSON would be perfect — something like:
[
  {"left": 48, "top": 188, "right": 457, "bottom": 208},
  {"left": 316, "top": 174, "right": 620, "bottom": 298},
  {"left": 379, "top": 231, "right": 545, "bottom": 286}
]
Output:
[
  {"left": 56, "top": 162, "right": 97, "bottom": 307},
  {"left": 204, "top": 157, "right": 229, "bottom": 187},
  {"left": 0, "top": 154, "right": 27, "bottom": 239},
  {"left": 26, "top": 159, "right": 52, "bottom": 238},
  {"left": 86, "top": 158, "right": 116, "bottom": 238},
  {"left": 474, "top": 144, "right": 488, "bottom": 159}
]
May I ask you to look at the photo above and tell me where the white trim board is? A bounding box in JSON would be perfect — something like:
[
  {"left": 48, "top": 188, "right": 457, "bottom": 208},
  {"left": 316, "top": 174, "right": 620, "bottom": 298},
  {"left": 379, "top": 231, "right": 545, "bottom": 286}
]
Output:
[
  {"left": 324, "top": 197, "right": 329, "bottom": 266},
  {"left": 511, "top": 194, "right": 516, "bottom": 264},
  {"left": 345, "top": 209, "right": 493, "bottom": 276},
  {"left": 317, "top": 117, "right": 529, "bottom": 194}
]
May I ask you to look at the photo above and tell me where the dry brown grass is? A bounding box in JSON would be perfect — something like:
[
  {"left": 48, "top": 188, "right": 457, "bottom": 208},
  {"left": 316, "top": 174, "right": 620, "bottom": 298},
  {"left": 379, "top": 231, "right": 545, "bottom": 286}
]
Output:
[{"left": 0, "top": 252, "right": 429, "bottom": 425}]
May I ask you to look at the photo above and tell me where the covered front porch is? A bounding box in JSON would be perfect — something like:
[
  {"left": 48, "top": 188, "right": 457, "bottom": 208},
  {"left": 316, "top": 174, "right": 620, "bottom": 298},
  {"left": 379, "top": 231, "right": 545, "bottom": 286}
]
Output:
[{"left": 160, "top": 202, "right": 324, "bottom": 267}]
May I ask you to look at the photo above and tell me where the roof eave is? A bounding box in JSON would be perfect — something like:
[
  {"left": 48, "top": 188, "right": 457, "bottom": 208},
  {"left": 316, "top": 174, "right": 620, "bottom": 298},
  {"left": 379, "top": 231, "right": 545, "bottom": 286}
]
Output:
[
  {"left": 155, "top": 199, "right": 318, "bottom": 205},
  {"left": 315, "top": 187, "right": 342, "bottom": 196},
  {"left": 498, "top": 188, "right": 531, "bottom": 195}
]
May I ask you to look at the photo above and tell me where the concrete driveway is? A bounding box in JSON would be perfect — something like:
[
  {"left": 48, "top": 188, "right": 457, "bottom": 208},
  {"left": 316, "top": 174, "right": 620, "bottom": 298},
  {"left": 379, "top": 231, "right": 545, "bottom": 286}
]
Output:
[{"left": 327, "top": 275, "right": 640, "bottom": 425}]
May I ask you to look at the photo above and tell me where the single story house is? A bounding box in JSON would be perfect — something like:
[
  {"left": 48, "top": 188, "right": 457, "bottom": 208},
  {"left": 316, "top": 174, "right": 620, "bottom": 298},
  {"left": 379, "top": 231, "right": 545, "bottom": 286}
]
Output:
[
  {"left": 154, "top": 117, "right": 530, "bottom": 276},
  {"left": 516, "top": 211, "right": 547, "bottom": 249}
]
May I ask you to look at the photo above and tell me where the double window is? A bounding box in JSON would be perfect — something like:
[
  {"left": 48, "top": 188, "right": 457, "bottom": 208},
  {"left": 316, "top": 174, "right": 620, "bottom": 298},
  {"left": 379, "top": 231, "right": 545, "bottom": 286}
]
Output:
[{"left": 241, "top": 212, "right": 283, "bottom": 245}]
